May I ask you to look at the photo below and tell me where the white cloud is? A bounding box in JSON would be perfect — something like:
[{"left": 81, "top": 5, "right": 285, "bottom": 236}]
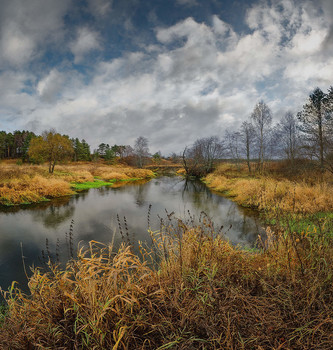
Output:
[
  {"left": 1, "top": 0, "right": 332, "bottom": 154},
  {"left": 0, "top": 0, "right": 70, "bottom": 67},
  {"left": 0, "top": 25, "right": 35, "bottom": 66},
  {"left": 36, "top": 70, "right": 66, "bottom": 103},
  {"left": 70, "top": 27, "right": 102, "bottom": 63}
]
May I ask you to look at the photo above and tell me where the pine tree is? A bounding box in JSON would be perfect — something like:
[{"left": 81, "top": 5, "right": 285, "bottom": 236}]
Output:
[{"left": 298, "top": 87, "right": 329, "bottom": 170}]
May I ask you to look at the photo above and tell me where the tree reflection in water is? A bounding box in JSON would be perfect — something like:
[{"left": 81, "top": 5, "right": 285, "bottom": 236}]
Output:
[{"left": 0, "top": 176, "right": 265, "bottom": 297}]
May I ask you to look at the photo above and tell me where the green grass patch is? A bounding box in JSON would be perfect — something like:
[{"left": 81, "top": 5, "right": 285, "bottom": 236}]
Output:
[
  {"left": 72, "top": 180, "right": 116, "bottom": 190},
  {"left": 265, "top": 212, "right": 333, "bottom": 238},
  {"left": 119, "top": 177, "right": 144, "bottom": 182}
]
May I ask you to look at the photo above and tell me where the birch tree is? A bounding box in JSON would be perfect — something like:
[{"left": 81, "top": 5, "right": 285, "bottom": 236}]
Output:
[{"left": 250, "top": 101, "right": 272, "bottom": 173}]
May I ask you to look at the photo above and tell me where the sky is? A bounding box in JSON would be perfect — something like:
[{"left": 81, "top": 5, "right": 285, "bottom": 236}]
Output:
[{"left": 0, "top": 0, "right": 332, "bottom": 154}]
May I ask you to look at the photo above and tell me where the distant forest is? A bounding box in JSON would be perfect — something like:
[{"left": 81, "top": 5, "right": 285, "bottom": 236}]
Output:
[{"left": 0, "top": 130, "right": 134, "bottom": 163}]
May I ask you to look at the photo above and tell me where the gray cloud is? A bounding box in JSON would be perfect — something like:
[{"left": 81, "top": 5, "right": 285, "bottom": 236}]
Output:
[
  {"left": 320, "top": 0, "right": 333, "bottom": 51},
  {"left": 0, "top": 0, "right": 332, "bottom": 155},
  {"left": 37, "top": 70, "right": 66, "bottom": 103},
  {"left": 0, "top": 0, "right": 70, "bottom": 67},
  {"left": 69, "top": 27, "right": 102, "bottom": 63},
  {"left": 87, "top": 0, "right": 112, "bottom": 18}
]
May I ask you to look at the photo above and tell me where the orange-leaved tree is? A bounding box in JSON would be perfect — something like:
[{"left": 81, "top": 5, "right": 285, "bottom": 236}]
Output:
[{"left": 28, "top": 130, "right": 74, "bottom": 173}]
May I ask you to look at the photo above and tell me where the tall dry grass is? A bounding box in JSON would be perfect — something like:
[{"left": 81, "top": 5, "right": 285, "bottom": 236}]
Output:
[
  {"left": 0, "top": 161, "right": 154, "bottom": 205},
  {"left": 0, "top": 215, "right": 332, "bottom": 349},
  {"left": 205, "top": 163, "right": 333, "bottom": 214},
  {"left": 0, "top": 175, "right": 73, "bottom": 205}
]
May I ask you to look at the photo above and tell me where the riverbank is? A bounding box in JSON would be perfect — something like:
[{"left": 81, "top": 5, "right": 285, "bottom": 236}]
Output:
[
  {"left": 203, "top": 163, "right": 333, "bottom": 235},
  {"left": 0, "top": 161, "right": 155, "bottom": 205},
  {"left": 0, "top": 214, "right": 332, "bottom": 349},
  {"left": 204, "top": 163, "right": 333, "bottom": 214}
]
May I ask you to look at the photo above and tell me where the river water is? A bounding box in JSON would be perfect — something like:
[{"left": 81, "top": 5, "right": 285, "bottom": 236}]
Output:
[{"left": 0, "top": 176, "right": 264, "bottom": 294}]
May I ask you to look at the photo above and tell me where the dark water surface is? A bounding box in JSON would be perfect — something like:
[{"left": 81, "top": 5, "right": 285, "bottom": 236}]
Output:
[{"left": 0, "top": 176, "right": 264, "bottom": 294}]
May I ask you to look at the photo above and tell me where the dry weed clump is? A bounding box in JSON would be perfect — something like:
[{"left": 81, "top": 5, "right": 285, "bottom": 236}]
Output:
[{"left": 1, "top": 216, "right": 332, "bottom": 349}]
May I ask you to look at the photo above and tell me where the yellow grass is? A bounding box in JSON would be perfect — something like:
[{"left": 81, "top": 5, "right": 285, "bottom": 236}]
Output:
[
  {"left": 89, "top": 164, "right": 154, "bottom": 181},
  {"left": 0, "top": 161, "right": 154, "bottom": 205},
  {"left": 205, "top": 163, "right": 333, "bottom": 213},
  {"left": 0, "top": 175, "right": 73, "bottom": 205},
  {"left": 0, "top": 218, "right": 332, "bottom": 349}
]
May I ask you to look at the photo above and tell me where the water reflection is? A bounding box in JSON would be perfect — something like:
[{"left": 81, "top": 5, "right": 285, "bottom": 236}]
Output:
[
  {"left": 0, "top": 176, "right": 264, "bottom": 295},
  {"left": 31, "top": 203, "right": 75, "bottom": 229}
]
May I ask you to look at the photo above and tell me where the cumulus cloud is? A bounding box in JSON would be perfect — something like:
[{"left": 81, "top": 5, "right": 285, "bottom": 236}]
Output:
[
  {"left": 1, "top": 0, "right": 332, "bottom": 154},
  {"left": 0, "top": 0, "right": 70, "bottom": 67},
  {"left": 70, "top": 27, "right": 102, "bottom": 63},
  {"left": 36, "top": 70, "right": 66, "bottom": 103},
  {"left": 320, "top": 0, "right": 333, "bottom": 51}
]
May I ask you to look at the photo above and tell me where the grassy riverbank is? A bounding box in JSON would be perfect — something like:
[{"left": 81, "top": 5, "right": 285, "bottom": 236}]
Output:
[
  {"left": 0, "top": 160, "right": 154, "bottom": 205},
  {"left": 203, "top": 163, "right": 333, "bottom": 241},
  {"left": 204, "top": 163, "right": 333, "bottom": 221},
  {"left": 0, "top": 214, "right": 332, "bottom": 349}
]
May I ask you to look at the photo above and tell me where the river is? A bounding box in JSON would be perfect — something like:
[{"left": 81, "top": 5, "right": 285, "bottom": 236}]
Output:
[{"left": 0, "top": 176, "right": 264, "bottom": 295}]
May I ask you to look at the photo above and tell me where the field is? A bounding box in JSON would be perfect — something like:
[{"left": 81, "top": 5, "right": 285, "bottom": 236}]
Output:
[
  {"left": 0, "top": 160, "right": 155, "bottom": 205},
  {"left": 0, "top": 161, "right": 332, "bottom": 349}
]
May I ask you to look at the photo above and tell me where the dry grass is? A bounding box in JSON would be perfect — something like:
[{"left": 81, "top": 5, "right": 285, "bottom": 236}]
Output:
[
  {"left": 90, "top": 165, "right": 154, "bottom": 181},
  {"left": 0, "top": 215, "right": 332, "bottom": 349},
  {"left": 205, "top": 163, "right": 333, "bottom": 214},
  {"left": 0, "top": 175, "right": 73, "bottom": 205},
  {"left": 0, "top": 161, "right": 154, "bottom": 205}
]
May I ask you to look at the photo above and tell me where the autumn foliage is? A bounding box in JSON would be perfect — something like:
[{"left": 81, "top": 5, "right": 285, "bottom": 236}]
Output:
[{"left": 28, "top": 131, "right": 74, "bottom": 173}]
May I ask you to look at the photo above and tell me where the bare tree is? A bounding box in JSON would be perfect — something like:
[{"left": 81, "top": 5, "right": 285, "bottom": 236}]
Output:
[
  {"left": 251, "top": 101, "right": 272, "bottom": 173},
  {"left": 276, "top": 111, "right": 299, "bottom": 166},
  {"left": 240, "top": 121, "right": 255, "bottom": 173},
  {"left": 134, "top": 136, "right": 149, "bottom": 168},
  {"left": 225, "top": 130, "right": 242, "bottom": 168},
  {"left": 182, "top": 136, "right": 224, "bottom": 177},
  {"left": 169, "top": 152, "right": 180, "bottom": 163},
  {"left": 122, "top": 145, "right": 134, "bottom": 158}
]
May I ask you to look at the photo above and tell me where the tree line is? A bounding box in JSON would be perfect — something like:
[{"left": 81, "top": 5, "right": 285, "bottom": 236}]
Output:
[
  {"left": 0, "top": 128, "right": 154, "bottom": 173},
  {"left": 0, "top": 130, "right": 91, "bottom": 163},
  {"left": 2, "top": 85, "right": 332, "bottom": 175},
  {"left": 183, "top": 86, "right": 333, "bottom": 176},
  {"left": 0, "top": 130, "right": 36, "bottom": 160}
]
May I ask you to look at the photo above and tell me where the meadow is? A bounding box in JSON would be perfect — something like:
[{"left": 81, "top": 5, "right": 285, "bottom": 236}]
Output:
[{"left": 0, "top": 160, "right": 155, "bottom": 205}]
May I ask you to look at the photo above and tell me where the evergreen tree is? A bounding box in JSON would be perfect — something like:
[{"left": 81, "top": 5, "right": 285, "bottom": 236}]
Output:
[
  {"left": 0, "top": 131, "right": 7, "bottom": 158},
  {"left": 298, "top": 87, "right": 330, "bottom": 170},
  {"left": 81, "top": 139, "right": 91, "bottom": 161}
]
